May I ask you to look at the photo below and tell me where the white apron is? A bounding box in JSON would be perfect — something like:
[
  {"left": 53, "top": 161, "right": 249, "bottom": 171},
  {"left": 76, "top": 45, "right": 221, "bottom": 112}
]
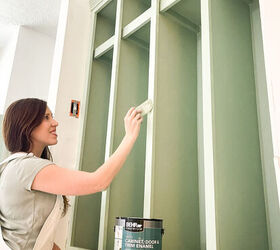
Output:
[{"left": 0, "top": 153, "right": 64, "bottom": 250}]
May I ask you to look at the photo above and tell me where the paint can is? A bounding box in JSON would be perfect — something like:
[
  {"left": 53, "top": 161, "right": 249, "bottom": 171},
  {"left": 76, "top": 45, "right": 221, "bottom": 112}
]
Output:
[{"left": 114, "top": 217, "right": 164, "bottom": 250}]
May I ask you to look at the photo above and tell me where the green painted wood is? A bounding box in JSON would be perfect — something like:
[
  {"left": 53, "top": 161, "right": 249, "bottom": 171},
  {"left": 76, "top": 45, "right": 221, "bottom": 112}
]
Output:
[
  {"left": 197, "top": 33, "right": 207, "bottom": 250},
  {"left": 71, "top": 56, "right": 112, "bottom": 250},
  {"left": 106, "top": 38, "right": 149, "bottom": 250},
  {"left": 153, "top": 13, "right": 200, "bottom": 250},
  {"left": 165, "top": 0, "right": 201, "bottom": 26},
  {"left": 123, "top": 0, "right": 151, "bottom": 27},
  {"left": 210, "top": 0, "right": 269, "bottom": 249},
  {"left": 94, "top": 1, "right": 116, "bottom": 48}
]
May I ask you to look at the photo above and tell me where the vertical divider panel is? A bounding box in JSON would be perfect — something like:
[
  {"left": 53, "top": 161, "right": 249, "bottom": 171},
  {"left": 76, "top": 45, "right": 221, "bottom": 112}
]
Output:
[
  {"left": 143, "top": 0, "right": 160, "bottom": 219},
  {"left": 200, "top": 0, "right": 217, "bottom": 249},
  {"left": 67, "top": 7, "right": 97, "bottom": 250},
  {"left": 197, "top": 32, "right": 206, "bottom": 250},
  {"left": 98, "top": 0, "right": 123, "bottom": 249}
]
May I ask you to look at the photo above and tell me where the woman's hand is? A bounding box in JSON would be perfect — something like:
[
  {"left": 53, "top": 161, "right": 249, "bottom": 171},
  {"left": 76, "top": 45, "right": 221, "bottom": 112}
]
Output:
[
  {"left": 124, "top": 107, "right": 143, "bottom": 141},
  {"left": 32, "top": 107, "right": 143, "bottom": 196}
]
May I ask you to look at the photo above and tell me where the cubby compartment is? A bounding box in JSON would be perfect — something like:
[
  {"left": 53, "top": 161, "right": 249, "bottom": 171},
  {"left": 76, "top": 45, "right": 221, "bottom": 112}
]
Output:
[
  {"left": 210, "top": 0, "right": 268, "bottom": 249},
  {"left": 70, "top": 49, "right": 113, "bottom": 250},
  {"left": 122, "top": 0, "right": 151, "bottom": 28},
  {"left": 125, "top": 20, "right": 150, "bottom": 50},
  {"left": 105, "top": 23, "right": 150, "bottom": 250},
  {"left": 162, "top": 0, "right": 200, "bottom": 28},
  {"left": 153, "top": 1, "right": 201, "bottom": 249},
  {"left": 94, "top": 0, "right": 117, "bottom": 49}
]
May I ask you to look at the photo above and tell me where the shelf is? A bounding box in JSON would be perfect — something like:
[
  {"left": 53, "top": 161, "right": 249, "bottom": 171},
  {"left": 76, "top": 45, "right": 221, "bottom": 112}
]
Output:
[
  {"left": 122, "top": 8, "right": 151, "bottom": 39},
  {"left": 122, "top": 0, "right": 151, "bottom": 27},
  {"left": 94, "top": 36, "right": 114, "bottom": 59}
]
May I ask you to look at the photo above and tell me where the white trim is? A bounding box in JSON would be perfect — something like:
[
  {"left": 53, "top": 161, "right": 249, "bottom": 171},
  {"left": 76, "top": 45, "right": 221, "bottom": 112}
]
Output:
[
  {"left": 48, "top": 0, "right": 70, "bottom": 112},
  {"left": 94, "top": 36, "right": 114, "bottom": 59},
  {"left": 197, "top": 32, "right": 207, "bottom": 250},
  {"left": 200, "top": 0, "right": 217, "bottom": 249},
  {"left": 160, "top": 0, "right": 181, "bottom": 12},
  {"left": 122, "top": 8, "right": 151, "bottom": 39},
  {"left": 143, "top": 0, "right": 160, "bottom": 219},
  {"left": 98, "top": 0, "right": 124, "bottom": 249}
]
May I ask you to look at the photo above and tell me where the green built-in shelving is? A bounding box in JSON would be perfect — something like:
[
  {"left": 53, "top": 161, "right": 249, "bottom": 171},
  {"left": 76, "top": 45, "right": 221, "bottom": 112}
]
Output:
[{"left": 68, "top": 0, "right": 280, "bottom": 249}]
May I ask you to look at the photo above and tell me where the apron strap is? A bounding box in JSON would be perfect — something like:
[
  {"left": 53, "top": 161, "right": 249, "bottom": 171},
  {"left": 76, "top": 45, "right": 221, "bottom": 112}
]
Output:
[
  {"left": 33, "top": 195, "right": 64, "bottom": 250},
  {"left": 0, "top": 153, "right": 32, "bottom": 174}
]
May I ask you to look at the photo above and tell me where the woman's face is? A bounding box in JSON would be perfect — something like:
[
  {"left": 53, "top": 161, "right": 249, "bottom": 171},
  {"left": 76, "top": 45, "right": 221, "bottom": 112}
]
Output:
[{"left": 31, "top": 107, "right": 59, "bottom": 149}]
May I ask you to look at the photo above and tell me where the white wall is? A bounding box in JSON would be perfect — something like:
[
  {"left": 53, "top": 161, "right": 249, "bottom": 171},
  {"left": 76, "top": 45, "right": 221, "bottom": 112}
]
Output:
[
  {"left": 0, "top": 24, "right": 19, "bottom": 160},
  {"left": 259, "top": 0, "right": 280, "bottom": 213},
  {"left": 0, "top": 24, "right": 56, "bottom": 161},
  {"left": 51, "top": 0, "right": 91, "bottom": 177},
  {"left": 0, "top": 24, "right": 19, "bottom": 115},
  {"left": 259, "top": 0, "right": 280, "bottom": 157},
  {"left": 256, "top": 1, "right": 280, "bottom": 249},
  {"left": 50, "top": 0, "right": 92, "bottom": 248},
  {"left": 4, "top": 26, "right": 56, "bottom": 109}
]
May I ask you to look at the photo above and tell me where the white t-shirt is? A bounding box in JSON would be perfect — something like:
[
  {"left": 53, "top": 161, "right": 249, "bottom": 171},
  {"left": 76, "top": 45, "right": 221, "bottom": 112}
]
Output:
[{"left": 0, "top": 153, "right": 56, "bottom": 250}]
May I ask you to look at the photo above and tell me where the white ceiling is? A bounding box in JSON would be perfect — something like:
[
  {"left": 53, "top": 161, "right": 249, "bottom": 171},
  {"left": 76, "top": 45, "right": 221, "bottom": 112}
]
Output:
[{"left": 0, "top": 0, "right": 61, "bottom": 37}]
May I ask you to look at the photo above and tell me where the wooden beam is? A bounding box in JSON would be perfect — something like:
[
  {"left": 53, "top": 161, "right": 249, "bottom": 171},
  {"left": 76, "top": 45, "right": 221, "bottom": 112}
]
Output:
[
  {"left": 98, "top": 0, "right": 123, "bottom": 249},
  {"left": 160, "top": 0, "right": 181, "bottom": 12},
  {"left": 94, "top": 36, "right": 114, "bottom": 59},
  {"left": 143, "top": 0, "right": 160, "bottom": 219},
  {"left": 122, "top": 8, "right": 151, "bottom": 39},
  {"left": 200, "top": 0, "right": 217, "bottom": 248}
]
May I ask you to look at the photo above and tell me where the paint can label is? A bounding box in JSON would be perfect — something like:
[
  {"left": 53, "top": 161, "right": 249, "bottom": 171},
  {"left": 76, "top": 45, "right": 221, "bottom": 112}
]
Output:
[
  {"left": 114, "top": 226, "right": 162, "bottom": 250},
  {"left": 122, "top": 228, "right": 162, "bottom": 249},
  {"left": 114, "top": 217, "right": 163, "bottom": 250}
]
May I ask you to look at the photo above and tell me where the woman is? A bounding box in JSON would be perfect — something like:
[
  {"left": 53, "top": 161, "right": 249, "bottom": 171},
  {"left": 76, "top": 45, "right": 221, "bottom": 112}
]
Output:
[{"left": 0, "top": 98, "right": 142, "bottom": 250}]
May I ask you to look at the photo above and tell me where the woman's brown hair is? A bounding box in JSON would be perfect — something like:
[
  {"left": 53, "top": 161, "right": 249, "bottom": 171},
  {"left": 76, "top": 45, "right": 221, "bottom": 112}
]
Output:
[{"left": 3, "top": 98, "right": 69, "bottom": 215}]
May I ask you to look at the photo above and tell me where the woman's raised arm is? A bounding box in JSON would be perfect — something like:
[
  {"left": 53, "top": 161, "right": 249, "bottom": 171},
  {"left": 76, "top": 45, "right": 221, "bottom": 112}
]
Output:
[{"left": 31, "top": 108, "right": 142, "bottom": 196}]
